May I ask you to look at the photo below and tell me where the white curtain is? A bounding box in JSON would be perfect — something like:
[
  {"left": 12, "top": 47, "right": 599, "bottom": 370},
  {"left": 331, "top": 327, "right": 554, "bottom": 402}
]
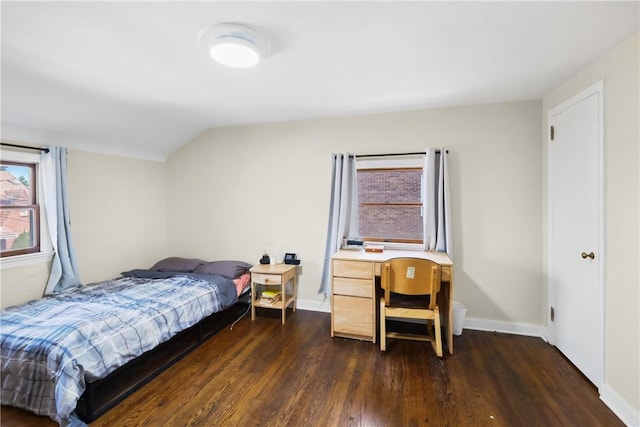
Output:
[
  {"left": 319, "top": 153, "right": 359, "bottom": 295},
  {"left": 41, "top": 146, "right": 82, "bottom": 295},
  {"left": 424, "top": 148, "right": 452, "bottom": 258}
]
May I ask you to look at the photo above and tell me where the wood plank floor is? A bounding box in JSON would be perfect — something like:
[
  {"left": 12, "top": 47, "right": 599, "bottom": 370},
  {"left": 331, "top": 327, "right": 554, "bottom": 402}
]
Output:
[{"left": 1, "top": 309, "right": 624, "bottom": 426}]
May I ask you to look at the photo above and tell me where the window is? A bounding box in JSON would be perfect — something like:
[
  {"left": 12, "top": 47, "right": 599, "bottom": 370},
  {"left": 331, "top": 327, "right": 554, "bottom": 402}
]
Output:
[
  {"left": 0, "top": 161, "right": 40, "bottom": 257},
  {"left": 356, "top": 155, "right": 425, "bottom": 247}
]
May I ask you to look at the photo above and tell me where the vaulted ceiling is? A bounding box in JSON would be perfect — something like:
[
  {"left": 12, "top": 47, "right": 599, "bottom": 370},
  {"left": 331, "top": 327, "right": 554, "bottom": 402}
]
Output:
[{"left": 2, "top": 1, "right": 638, "bottom": 160}]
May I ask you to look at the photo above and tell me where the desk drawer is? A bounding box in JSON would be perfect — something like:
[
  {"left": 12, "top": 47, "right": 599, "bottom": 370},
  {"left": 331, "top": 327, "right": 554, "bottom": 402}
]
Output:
[
  {"left": 333, "top": 295, "right": 373, "bottom": 338},
  {"left": 333, "top": 260, "right": 373, "bottom": 279},
  {"left": 333, "top": 277, "right": 373, "bottom": 298},
  {"left": 441, "top": 267, "right": 451, "bottom": 282},
  {"left": 252, "top": 273, "right": 282, "bottom": 285}
]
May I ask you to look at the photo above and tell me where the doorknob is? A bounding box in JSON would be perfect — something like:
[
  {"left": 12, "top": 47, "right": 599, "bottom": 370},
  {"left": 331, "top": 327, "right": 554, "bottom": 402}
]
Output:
[{"left": 581, "top": 252, "right": 595, "bottom": 259}]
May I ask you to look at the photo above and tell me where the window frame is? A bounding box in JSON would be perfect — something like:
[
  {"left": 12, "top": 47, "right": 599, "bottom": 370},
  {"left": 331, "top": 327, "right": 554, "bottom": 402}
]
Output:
[
  {"left": 1, "top": 160, "right": 41, "bottom": 257},
  {"left": 355, "top": 154, "right": 426, "bottom": 251},
  {"left": 0, "top": 148, "right": 52, "bottom": 267}
]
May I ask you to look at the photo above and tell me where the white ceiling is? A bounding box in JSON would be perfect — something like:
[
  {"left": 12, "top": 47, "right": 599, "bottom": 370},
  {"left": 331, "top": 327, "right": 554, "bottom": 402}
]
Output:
[{"left": 2, "top": 1, "right": 638, "bottom": 161}]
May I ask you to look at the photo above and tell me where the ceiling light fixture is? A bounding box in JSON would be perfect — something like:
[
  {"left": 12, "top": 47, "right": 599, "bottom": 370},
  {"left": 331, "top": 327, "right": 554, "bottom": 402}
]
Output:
[{"left": 199, "top": 23, "right": 270, "bottom": 68}]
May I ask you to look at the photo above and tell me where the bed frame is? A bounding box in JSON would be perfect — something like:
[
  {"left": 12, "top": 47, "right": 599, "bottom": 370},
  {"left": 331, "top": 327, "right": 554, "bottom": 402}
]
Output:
[{"left": 75, "top": 294, "right": 250, "bottom": 423}]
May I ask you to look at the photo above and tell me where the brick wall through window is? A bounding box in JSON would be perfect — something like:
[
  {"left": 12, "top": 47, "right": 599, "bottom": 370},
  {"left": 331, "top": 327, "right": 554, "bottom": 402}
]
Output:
[{"left": 357, "top": 168, "right": 423, "bottom": 242}]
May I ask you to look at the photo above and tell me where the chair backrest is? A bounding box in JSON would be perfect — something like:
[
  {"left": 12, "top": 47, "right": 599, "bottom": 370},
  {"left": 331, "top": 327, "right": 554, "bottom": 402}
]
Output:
[{"left": 381, "top": 258, "right": 441, "bottom": 309}]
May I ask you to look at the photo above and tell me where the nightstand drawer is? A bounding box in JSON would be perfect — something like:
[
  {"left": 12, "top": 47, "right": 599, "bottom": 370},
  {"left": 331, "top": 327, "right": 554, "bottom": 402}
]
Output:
[
  {"left": 333, "top": 277, "right": 373, "bottom": 298},
  {"left": 252, "top": 273, "right": 282, "bottom": 285},
  {"left": 333, "top": 260, "right": 373, "bottom": 279}
]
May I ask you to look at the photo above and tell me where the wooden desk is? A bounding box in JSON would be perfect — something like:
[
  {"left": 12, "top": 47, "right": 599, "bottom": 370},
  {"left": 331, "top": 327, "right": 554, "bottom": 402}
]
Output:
[{"left": 330, "top": 249, "right": 454, "bottom": 354}]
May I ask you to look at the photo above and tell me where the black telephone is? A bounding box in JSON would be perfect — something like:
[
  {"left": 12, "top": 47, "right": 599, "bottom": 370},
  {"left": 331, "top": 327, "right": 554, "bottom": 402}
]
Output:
[{"left": 284, "top": 253, "right": 300, "bottom": 265}]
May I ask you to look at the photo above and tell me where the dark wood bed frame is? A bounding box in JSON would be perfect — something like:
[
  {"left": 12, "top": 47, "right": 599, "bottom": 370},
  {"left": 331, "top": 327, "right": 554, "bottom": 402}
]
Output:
[{"left": 75, "top": 294, "right": 251, "bottom": 423}]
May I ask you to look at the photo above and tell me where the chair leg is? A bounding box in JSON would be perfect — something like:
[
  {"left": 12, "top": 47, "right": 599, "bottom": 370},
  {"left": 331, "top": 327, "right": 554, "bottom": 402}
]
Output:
[
  {"left": 432, "top": 308, "right": 443, "bottom": 357},
  {"left": 380, "top": 298, "right": 386, "bottom": 351}
]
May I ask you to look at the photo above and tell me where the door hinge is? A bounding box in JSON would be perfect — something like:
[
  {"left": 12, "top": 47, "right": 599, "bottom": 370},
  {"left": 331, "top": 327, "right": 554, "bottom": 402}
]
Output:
[
  {"left": 550, "top": 126, "right": 555, "bottom": 141},
  {"left": 550, "top": 306, "right": 555, "bottom": 322}
]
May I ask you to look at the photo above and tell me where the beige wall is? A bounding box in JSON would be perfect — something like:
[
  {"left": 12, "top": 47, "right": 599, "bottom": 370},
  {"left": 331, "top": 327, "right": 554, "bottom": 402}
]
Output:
[
  {"left": 0, "top": 260, "right": 51, "bottom": 308},
  {"left": 167, "top": 100, "right": 543, "bottom": 323},
  {"left": 543, "top": 33, "right": 639, "bottom": 419},
  {"left": 1, "top": 149, "right": 168, "bottom": 308},
  {"left": 67, "top": 150, "right": 168, "bottom": 283}
]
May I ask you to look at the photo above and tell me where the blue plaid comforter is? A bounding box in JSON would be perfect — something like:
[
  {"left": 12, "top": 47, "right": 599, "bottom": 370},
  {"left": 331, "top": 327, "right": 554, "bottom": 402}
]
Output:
[{"left": 0, "top": 273, "right": 238, "bottom": 426}]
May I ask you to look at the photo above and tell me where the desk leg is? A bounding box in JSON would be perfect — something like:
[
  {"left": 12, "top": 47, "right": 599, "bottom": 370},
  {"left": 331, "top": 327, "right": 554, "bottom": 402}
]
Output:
[
  {"left": 447, "top": 290, "right": 453, "bottom": 355},
  {"left": 251, "top": 279, "right": 256, "bottom": 321},
  {"left": 437, "top": 280, "right": 454, "bottom": 354},
  {"left": 293, "top": 273, "right": 297, "bottom": 312},
  {"left": 281, "top": 279, "right": 286, "bottom": 325}
]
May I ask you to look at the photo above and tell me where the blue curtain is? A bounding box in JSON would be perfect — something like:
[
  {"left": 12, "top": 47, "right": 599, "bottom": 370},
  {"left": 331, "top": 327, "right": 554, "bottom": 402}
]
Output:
[
  {"left": 424, "top": 148, "right": 452, "bottom": 258},
  {"left": 42, "top": 146, "right": 82, "bottom": 294},
  {"left": 319, "top": 153, "right": 359, "bottom": 295}
]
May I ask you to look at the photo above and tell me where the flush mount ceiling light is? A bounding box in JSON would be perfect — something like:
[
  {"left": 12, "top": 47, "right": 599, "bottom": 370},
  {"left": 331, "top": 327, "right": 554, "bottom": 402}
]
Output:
[{"left": 199, "top": 23, "right": 270, "bottom": 68}]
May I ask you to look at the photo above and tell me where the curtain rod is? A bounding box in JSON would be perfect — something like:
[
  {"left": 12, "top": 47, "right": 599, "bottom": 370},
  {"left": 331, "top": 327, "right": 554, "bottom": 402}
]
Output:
[
  {"left": 0, "top": 142, "right": 49, "bottom": 153},
  {"left": 350, "top": 150, "right": 448, "bottom": 158}
]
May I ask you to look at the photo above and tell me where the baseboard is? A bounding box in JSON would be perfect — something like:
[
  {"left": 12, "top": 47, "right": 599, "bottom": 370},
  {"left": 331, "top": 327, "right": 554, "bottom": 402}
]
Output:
[
  {"left": 293, "top": 305, "right": 549, "bottom": 338},
  {"left": 296, "top": 297, "right": 331, "bottom": 313},
  {"left": 600, "top": 384, "right": 640, "bottom": 426},
  {"left": 293, "top": 305, "right": 548, "bottom": 338},
  {"left": 463, "top": 317, "right": 548, "bottom": 340}
]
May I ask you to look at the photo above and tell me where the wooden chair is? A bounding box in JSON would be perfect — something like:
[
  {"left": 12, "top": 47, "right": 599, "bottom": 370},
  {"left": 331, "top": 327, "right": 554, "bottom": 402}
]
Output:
[{"left": 379, "top": 257, "right": 443, "bottom": 357}]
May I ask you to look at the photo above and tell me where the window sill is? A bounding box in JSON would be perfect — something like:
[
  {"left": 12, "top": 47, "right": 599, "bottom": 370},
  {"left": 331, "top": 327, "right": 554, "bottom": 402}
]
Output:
[
  {"left": 365, "top": 242, "right": 426, "bottom": 251},
  {"left": 0, "top": 251, "right": 54, "bottom": 270}
]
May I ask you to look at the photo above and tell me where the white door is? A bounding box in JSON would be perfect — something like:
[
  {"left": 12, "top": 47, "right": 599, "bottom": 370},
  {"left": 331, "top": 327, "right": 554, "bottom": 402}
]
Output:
[{"left": 548, "top": 81, "right": 603, "bottom": 388}]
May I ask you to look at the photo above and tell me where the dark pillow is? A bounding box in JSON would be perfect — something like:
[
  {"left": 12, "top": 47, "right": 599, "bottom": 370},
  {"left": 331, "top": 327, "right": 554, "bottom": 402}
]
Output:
[
  {"left": 194, "top": 260, "right": 252, "bottom": 279},
  {"left": 150, "top": 257, "right": 206, "bottom": 273}
]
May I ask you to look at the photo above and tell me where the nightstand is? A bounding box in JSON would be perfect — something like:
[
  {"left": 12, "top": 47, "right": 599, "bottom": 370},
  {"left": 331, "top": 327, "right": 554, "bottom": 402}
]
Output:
[{"left": 250, "top": 264, "right": 297, "bottom": 324}]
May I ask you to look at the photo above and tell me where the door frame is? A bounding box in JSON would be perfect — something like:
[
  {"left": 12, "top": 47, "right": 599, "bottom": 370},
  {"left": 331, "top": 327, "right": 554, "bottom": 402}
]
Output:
[{"left": 546, "top": 80, "right": 605, "bottom": 389}]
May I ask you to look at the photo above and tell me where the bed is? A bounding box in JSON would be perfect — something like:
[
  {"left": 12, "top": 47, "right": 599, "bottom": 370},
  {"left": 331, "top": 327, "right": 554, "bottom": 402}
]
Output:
[{"left": 0, "top": 257, "right": 253, "bottom": 426}]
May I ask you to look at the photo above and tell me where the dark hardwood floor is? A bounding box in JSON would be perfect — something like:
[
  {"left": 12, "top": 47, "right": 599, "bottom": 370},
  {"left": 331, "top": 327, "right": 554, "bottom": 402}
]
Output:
[{"left": 1, "top": 309, "right": 624, "bottom": 426}]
